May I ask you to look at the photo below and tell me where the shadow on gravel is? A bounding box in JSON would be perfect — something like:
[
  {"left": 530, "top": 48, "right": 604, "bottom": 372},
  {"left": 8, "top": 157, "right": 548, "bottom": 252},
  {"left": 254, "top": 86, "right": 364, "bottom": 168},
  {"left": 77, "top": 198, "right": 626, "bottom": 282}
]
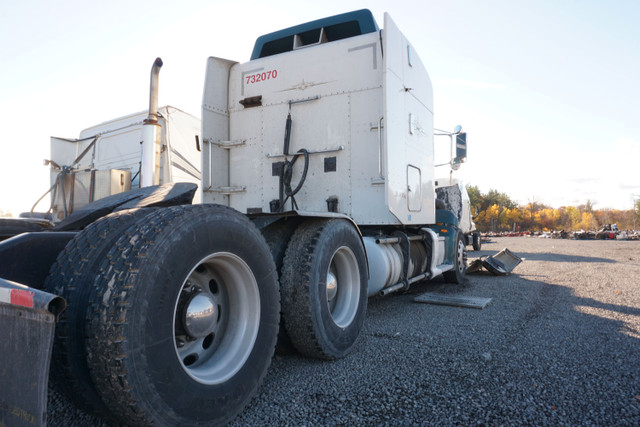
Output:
[
  {"left": 471, "top": 250, "right": 615, "bottom": 264},
  {"left": 567, "top": 294, "right": 640, "bottom": 318},
  {"left": 511, "top": 253, "right": 615, "bottom": 263}
]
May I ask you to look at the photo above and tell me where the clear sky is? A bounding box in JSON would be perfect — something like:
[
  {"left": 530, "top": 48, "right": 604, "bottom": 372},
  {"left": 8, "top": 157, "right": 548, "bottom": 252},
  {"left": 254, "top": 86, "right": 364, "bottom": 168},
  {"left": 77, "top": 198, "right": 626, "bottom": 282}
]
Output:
[{"left": 1, "top": 0, "right": 639, "bottom": 216}]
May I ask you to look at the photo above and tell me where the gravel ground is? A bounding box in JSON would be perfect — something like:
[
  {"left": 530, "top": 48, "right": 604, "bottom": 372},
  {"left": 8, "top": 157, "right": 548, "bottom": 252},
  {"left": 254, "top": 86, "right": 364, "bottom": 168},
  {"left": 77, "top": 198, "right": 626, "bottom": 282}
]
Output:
[{"left": 47, "top": 237, "right": 640, "bottom": 426}]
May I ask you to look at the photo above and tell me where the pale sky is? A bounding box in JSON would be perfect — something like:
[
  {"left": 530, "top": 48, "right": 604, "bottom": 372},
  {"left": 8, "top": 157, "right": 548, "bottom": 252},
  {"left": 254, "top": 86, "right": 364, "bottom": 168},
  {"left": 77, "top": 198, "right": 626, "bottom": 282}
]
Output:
[{"left": 1, "top": 0, "right": 639, "bottom": 216}]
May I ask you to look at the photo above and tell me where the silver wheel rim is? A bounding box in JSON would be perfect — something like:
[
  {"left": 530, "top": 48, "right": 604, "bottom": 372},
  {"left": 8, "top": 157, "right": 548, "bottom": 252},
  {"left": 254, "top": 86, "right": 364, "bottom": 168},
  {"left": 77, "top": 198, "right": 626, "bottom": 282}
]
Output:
[
  {"left": 325, "top": 246, "right": 360, "bottom": 328},
  {"left": 173, "top": 252, "right": 260, "bottom": 385},
  {"left": 456, "top": 239, "right": 467, "bottom": 273}
]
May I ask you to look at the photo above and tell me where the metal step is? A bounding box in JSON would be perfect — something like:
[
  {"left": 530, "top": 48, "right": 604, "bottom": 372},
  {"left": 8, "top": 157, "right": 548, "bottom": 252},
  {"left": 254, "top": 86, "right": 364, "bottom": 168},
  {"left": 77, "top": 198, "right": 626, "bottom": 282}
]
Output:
[{"left": 413, "top": 293, "right": 492, "bottom": 309}]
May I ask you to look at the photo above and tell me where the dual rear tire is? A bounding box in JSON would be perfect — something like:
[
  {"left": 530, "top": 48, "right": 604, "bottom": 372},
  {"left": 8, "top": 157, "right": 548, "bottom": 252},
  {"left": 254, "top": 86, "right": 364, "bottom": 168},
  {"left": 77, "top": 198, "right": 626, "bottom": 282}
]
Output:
[
  {"left": 46, "top": 205, "right": 279, "bottom": 426},
  {"left": 46, "top": 208, "right": 369, "bottom": 424}
]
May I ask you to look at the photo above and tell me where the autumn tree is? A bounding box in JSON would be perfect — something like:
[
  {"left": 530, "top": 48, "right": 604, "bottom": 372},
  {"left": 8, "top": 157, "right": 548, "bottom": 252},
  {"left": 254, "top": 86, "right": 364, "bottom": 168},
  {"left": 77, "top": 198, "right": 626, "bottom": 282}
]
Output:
[
  {"left": 578, "top": 211, "right": 598, "bottom": 230},
  {"left": 504, "top": 207, "right": 523, "bottom": 231},
  {"left": 560, "top": 206, "right": 581, "bottom": 230},
  {"left": 464, "top": 186, "right": 638, "bottom": 232}
]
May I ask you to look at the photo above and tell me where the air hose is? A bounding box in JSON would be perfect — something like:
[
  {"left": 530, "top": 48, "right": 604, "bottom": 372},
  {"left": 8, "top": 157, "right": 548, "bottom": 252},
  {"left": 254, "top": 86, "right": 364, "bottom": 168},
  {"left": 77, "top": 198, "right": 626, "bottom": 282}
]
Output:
[{"left": 278, "top": 111, "right": 310, "bottom": 211}]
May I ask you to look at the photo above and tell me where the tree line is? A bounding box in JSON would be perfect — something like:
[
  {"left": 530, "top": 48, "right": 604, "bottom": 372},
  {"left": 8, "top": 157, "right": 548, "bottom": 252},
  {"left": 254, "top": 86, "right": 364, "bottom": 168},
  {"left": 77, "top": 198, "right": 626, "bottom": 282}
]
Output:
[{"left": 466, "top": 185, "right": 640, "bottom": 232}]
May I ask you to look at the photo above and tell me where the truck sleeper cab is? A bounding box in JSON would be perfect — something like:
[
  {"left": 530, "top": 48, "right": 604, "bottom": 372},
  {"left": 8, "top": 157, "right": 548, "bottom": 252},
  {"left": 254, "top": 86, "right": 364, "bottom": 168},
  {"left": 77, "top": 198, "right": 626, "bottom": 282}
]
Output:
[
  {"left": 202, "top": 8, "right": 467, "bottom": 359},
  {"left": 204, "top": 10, "right": 436, "bottom": 225}
]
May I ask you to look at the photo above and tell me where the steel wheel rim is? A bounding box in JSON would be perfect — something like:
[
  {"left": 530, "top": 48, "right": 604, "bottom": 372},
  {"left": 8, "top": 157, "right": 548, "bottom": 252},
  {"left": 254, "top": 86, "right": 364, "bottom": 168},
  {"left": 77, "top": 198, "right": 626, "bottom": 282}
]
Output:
[
  {"left": 326, "top": 246, "right": 360, "bottom": 328},
  {"left": 173, "top": 252, "right": 260, "bottom": 385},
  {"left": 456, "top": 239, "right": 467, "bottom": 273}
]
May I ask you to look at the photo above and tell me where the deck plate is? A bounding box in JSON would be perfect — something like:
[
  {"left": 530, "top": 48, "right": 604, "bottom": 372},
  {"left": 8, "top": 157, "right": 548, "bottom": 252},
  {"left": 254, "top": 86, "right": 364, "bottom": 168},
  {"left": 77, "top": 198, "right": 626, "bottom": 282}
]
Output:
[{"left": 413, "top": 293, "right": 492, "bottom": 309}]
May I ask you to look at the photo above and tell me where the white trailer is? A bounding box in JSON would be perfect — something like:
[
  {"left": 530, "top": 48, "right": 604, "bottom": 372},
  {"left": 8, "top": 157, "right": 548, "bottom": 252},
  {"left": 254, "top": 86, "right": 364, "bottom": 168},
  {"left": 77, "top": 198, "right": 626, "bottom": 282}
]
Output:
[{"left": 0, "top": 10, "right": 470, "bottom": 426}]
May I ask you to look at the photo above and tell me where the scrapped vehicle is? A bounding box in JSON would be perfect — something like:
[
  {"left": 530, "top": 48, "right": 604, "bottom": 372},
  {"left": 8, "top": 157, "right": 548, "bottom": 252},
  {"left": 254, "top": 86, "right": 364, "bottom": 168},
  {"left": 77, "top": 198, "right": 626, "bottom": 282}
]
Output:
[
  {"left": 0, "top": 10, "right": 472, "bottom": 426},
  {"left": 595, "top": 224, "right": 617, "bottom": 240}
]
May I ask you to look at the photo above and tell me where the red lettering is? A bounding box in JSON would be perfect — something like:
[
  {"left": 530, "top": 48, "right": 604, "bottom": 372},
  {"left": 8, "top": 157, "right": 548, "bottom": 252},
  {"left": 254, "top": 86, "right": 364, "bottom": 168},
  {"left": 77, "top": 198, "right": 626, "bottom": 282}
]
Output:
[{"left": 244, "top": 70, "right": 278, "bottom": 85}]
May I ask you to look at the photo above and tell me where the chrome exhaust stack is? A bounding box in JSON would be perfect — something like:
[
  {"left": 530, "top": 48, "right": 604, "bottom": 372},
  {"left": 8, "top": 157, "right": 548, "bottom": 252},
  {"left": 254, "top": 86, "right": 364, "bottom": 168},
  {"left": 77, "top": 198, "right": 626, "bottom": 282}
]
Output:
[{"left": 141, "top": 57, "right": 163, "bottom": 187}]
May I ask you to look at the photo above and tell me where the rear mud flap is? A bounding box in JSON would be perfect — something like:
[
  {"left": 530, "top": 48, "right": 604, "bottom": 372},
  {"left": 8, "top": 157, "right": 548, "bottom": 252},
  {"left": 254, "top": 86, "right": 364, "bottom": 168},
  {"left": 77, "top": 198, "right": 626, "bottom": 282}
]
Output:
[
  {"left": 467, "top": 248, "right": 523, "bottom": 275},
  {"left": 0, "top": 279, "right": 66, "bottom": 427}
]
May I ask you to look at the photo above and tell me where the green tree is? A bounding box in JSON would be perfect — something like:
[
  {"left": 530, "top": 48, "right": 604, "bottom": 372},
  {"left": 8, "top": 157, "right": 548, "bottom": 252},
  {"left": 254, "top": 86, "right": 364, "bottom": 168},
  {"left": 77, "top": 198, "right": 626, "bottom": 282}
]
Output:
[
  {"left": 465, "top": 185, "right": 518, "bottom": 232},
  {"left": 484, "top": 189, "right": 517, "bottom": 211},
  {"left": 465, "top": 185, "right": 482, "bottom": 216}
]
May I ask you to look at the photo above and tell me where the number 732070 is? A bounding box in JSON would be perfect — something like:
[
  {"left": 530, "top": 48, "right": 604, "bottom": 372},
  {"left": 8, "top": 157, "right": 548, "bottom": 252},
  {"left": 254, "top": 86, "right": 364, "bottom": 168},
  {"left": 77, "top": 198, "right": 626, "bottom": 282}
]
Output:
[{"left": 245, "top": 70, "right": 278, "bottom": 85}]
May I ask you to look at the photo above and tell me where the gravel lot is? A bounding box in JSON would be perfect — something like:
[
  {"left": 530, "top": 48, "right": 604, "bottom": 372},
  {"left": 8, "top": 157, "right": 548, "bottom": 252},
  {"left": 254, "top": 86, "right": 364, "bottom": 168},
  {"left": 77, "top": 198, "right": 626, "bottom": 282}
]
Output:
[{"left": 48, "top": 237, "right": 640, "bottom": 425}]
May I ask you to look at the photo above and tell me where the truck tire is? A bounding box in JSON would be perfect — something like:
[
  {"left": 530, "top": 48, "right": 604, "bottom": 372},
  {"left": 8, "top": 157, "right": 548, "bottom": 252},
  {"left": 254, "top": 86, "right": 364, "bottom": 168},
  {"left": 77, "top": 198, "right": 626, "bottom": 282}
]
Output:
[
  {"left": 261, "top": 219, "right": 298, "bottom": 355},
  {"left": 43, "top": 208, "right": 157, "bottom": 415},
  {"left": 84, "top": 205, "right": 280, "bottom": 426},
  {"left": 444, "top": 231, "right": 468, "bottom": 284},
  {"left": 280, "top": 219, "right": 367, "bottom": 360},
  {"left": 472, "top": 231, "right": 482, "bottom": 251}
]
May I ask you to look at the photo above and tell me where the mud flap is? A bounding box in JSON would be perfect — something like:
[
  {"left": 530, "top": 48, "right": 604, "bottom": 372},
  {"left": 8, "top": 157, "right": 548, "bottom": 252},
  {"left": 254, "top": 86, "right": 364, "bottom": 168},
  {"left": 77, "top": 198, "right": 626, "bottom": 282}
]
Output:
[
  {"left": 0, "top": 279, "right": 66, "bottom": 427},
  {"left": 467, "top": 248, "right": 523, "bottom": 275}
]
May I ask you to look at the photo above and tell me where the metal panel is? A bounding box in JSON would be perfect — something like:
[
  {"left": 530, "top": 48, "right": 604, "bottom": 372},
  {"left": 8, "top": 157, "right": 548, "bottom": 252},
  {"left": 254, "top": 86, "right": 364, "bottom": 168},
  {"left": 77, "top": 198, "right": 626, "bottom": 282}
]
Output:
[
  {"left": 383, "top": 13, "right": 435, "bottom": 225},
  {"left": 94, "top": 127, "right": 143, "bottom": 174},
  {"left": 468, "top": 249, "right": 523, "bottom": 275},
  {"left": 202, "top": 57, "right": 238, "bottom": 206},
  {"left": 413, "top": 293, "right": 492, "bottom": 309},
  {"left": 231, "top": 33, "right": 381, "bottom": 110},
  {"left": 348, "top": 90, "right": 399, "bottom": 224},
  {"left": 163, "top": 108, "right": 202, "bottom": 203},
  {"left": 224, "top": 32, "right": 384, "bottom": 217}
]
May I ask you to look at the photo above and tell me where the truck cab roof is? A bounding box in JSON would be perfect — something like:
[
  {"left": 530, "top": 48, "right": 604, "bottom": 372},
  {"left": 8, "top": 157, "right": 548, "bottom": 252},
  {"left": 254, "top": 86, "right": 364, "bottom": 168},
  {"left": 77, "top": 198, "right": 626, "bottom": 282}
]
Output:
[{"left": 250, "top": 9, "right": 379, "bottom": 60}]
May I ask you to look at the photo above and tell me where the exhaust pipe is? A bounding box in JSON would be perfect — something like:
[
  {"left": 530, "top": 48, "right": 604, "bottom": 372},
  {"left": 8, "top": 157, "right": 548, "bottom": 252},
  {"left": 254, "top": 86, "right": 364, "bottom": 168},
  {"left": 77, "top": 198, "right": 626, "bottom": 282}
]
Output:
[
  {"left": 144, "top": 57, "right": 163, "bottom": 124},
  {"left": 141, "top": 57, "right": 163, "bottom": 187}
]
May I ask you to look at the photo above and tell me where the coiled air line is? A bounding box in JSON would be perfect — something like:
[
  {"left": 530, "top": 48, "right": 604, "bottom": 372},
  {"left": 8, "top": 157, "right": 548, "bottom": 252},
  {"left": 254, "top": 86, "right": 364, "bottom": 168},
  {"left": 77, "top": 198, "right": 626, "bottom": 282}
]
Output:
[{"left": 278, "top": 107, "right": 309, "bottom": 211}]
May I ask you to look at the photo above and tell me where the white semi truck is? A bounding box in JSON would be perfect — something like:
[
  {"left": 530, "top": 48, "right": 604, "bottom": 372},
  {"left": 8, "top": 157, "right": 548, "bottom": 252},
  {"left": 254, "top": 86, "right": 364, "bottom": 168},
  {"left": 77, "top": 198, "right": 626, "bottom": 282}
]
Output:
[{"left": 0, "top": 10, "right": 469, "bottom": 426}]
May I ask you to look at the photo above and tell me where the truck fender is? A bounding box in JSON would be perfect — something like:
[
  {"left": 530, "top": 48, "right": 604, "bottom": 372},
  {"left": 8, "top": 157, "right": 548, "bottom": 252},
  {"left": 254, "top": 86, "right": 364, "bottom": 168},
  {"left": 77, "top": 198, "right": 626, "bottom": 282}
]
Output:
[
  {"left": 53, "top": 182, "right": 197, "bottom": 231},
  {"left": 0, "top": 232, "right": 76, "bottom": 290}
]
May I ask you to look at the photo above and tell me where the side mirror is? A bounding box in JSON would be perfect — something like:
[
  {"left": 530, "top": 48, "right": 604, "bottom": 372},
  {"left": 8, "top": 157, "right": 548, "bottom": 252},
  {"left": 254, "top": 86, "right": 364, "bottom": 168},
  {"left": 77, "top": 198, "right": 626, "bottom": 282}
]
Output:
[
  {"left": 450, "top": 157, "right": 461, "bottom": 170},
  {"left": 455, "top": 132, "right": 467, "bottom": 163}
]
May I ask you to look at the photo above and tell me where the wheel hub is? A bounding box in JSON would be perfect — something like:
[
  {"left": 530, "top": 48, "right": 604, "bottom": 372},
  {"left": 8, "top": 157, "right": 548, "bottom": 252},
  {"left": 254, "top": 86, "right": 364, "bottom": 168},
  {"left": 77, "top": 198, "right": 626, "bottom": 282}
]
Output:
[
  {"left": 173, "top": 252, "right": 261, "bottom": 385},
  {"left": 326, "top": 271, "right": 338, "bottom": 302},
  {"left": 183, "top": 293, "right": 218, "bottom": 338},
  {"left": 325, "top": 246, "right": 360, "bottom": 328}
]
